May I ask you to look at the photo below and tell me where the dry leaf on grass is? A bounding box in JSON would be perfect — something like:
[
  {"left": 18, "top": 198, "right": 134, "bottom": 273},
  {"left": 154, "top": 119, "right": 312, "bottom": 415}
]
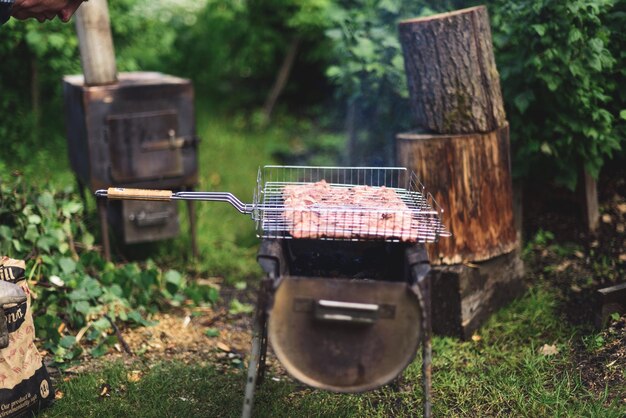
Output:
[
  {"left": 217, "top": 342, "right": 231, "bottom": 352},
  {"left": 99, "top": 383, "right": 111, "bottom": 398},
  {"left": 127, "top": 370, "right": 142, "bottom": 383},
  {"left": 539, "top": 344, "right": 559, "bottom": 356},
  {"left": 471, "top": 334, "right": 482, "bottom": 342}
]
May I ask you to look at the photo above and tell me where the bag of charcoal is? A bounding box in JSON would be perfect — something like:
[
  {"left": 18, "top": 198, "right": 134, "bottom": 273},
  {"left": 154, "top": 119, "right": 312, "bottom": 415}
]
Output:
[{"left": 0, "top": 256, "right": 54, "bottom": 417}]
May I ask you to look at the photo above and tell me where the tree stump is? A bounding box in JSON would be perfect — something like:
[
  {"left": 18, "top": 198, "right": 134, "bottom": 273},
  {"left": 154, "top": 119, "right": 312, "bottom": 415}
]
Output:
[
  {"left": 397, "top": 124, "right": 516, "bottom": 265},
  {"left": 398, "top": 6, "right": 505, "bottom": 133}
]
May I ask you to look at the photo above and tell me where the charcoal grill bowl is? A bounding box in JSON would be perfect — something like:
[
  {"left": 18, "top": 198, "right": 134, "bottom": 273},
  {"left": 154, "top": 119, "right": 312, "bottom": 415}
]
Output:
[{"left": 268, "top": 276, "right": 422, "bottom": 392}]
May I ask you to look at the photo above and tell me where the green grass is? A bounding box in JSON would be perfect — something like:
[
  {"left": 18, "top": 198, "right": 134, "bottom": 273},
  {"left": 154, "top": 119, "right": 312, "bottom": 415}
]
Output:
[{"left": 43, "top": 286, "right": 625, "bottom": 418}]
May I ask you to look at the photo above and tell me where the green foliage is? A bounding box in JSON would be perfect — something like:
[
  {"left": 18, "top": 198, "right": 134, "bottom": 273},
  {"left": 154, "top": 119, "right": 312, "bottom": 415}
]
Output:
[
  {"left": 0, "top": 175, "right": 218, "bottom": 364},
  {"left": 0, "top": 0, "right": 182, "bottom": 166},
  {"left": 171, "top": 0, "right": 333, "bottom": 109},
  {"left": 322, "top": 0, "right": 428, "bottom": 164},
  {"left": 491, "top": 0, "right": 623, "bottom": 188}
]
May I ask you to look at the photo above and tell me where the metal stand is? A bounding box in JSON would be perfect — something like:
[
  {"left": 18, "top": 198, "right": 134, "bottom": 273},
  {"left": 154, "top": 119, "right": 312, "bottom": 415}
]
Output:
[
  {"left": 409, "top": 245, "right": 433, "bottom": 418},
  {"left": 97, "top": 198, "right": 112, "bottom": 262},
  {"left": 242, "top": 280, "right": 270, "bottom": 418},
  {"left": 243, "top": 242, "right": 434, "bottom": 418}
]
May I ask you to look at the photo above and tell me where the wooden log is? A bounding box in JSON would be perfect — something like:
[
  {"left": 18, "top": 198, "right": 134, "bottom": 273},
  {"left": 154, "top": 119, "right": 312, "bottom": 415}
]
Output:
[
  {"left": 397, "top": 124, "right": 516, "bottom": 264},
  {"left": 595, "top": 283, "right": 626, "bottom": 329},
  {"left": 398, "top": 6, "right": 506, "bottom": 134},
  {"left": 74, "top": 0, "right": 117, "bottom": 86},
  {"left": 430, "top": 249, "right": 525, "bottom": 340}
]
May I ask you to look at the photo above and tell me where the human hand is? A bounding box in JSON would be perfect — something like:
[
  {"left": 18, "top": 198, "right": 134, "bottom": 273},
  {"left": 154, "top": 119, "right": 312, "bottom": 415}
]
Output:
[
  {"left": 11, "top": 0, "right": 83, "bottom": 23},
  {"left": 57, "top": 0, "right": 83, "bottom": 22}
]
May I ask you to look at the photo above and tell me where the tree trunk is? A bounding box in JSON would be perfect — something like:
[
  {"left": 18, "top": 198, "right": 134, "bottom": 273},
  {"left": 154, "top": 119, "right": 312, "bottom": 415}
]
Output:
[
  {"left": 263, "top": 37, "right": 300, "bottom": 122},
  {"left": 398, "top": 6, "right": 506, "bottom": 134},
  {"left": 397, "top": 124, "right": 517, "bottom": 264},
  {"left": 75, "top": 0, "right": 117, "bottom": 86}
]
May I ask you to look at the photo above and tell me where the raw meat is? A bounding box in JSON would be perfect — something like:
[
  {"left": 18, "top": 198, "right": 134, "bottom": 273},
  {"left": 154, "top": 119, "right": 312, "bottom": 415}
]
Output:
[{"left": 282, "top": 180, "right": 418, "bottom": 241}]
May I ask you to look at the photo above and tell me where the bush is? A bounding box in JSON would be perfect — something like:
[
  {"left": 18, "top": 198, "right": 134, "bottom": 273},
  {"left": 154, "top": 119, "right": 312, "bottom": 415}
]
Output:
[
  {"left": 491, "top": 0, "right": 624, "bottom": 189},
  {"left": 0, "top": 175, "right": 218, "bottom": 364}
]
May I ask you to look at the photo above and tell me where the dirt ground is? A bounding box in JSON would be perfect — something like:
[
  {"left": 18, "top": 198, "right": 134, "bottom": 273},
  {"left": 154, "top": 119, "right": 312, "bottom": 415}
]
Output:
[
  {"left": 56, "top": 161, "right": 626, "bottom": 405},
  {"left": 523, "top": 160, "right": 626, "bottom": 404}
]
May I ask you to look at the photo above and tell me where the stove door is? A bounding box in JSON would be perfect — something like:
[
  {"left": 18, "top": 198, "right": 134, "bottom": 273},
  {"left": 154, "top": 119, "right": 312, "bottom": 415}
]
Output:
[
  {"left": 107, "top": 110, "right": 185, "bottom": 182},
  {"left": 268, "top": 277, "right": 422, "bottom": 392}
]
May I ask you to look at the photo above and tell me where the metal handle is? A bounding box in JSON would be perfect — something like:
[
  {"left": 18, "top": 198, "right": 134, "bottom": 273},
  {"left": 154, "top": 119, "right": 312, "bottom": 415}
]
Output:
[
  {"left": 314, "top": 299, "right": 379, "bottom": 324},
  {"left": 129, "top": 210, "right": 171, "bottom": 227},
  {"left": 95, "top": 188, "right": 254, "bottom": 214}
]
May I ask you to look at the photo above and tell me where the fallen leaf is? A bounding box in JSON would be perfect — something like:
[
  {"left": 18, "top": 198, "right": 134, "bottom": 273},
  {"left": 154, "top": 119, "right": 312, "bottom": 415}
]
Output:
[
  {"left": 617, "top": 203, "right": 626, "bottom": 214},
  {"left": 574, "top": 250, "right": 585, "bottom": 259},
  {"left": 99, "top": 383, "right": 111, "bottom": 398},
  {"left": 217, "top": 342, "right": 231, "bottom": 352},
  {"left": 591, "top": 240, "right": 600, "bottom": 248},
  {"left": 49, "top": 275, "right": 65, "bottom": 287},
  {"left": 471, "top": 334, "right": 482, "bottom": 342},
  {"left": 55, "top": 390, "right": 64, "bottom": 400},
  {"left": 619, "top": 254, "right": 626, "bottom": 262},
  {"left": 182, "top": 316, "right": 191, "bottom": 328},
  {"left": 617, "top": 224, "right": 625, "bottom": 234},
  {"left": 127, "top": 370, "right": 142, "bottom": 383},
  {"left": 555, "top": 260, "right": 572, "bottom": 272},
  {"left": 602, "top": 214, "right": 613, "bottom": 224},
  {"left": 570, "top": 284, "right": 582, "bottom": 293},
  {"left": 539, "top": 344, "right": 559, "bottom": 356}
]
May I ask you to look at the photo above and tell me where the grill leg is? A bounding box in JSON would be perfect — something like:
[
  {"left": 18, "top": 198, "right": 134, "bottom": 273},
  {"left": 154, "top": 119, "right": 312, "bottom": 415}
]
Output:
[
  {"left": 242, "top": 309, "right": 268, "bottom": 418},
  {"left": 97, "top": 198, "right": 111, "bottom": 262},
  {"left": 417, "top": 273, "right": 432, "bottom": 418},
  {"left": 242, "top": 280, "right": 271, "bottom": 418},
  {"left": 409, "top": 245, "right": 432, "bottom": 418}
]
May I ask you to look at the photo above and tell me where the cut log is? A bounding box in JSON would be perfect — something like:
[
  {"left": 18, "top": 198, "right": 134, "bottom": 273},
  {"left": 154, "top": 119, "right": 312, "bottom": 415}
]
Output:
[
  {"left": 397, "top": 124, "right": 516, "bottom": 264},
  {"left": 398, "top": 6, "right": 506, "bottom": 134},
  {"left": 595, "top": 283, "right": 626, "bottom": 329},
  {"left": 74, "top": 0, "right": 117, "bottom": 86},
  {"left": 430, "top": 249, "right": 525, "bottom": 340}
]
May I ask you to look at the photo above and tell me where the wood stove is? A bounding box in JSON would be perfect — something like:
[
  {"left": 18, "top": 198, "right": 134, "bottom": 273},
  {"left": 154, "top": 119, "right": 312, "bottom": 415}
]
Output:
[{"left": 63, "top": 71, "right": 199, "bottom": 259}]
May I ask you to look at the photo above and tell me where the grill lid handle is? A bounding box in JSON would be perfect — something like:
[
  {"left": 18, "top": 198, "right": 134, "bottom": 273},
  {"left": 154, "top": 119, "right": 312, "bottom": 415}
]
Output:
[{"left": 314, "top": 299, "right": 380, "bottom": 324}]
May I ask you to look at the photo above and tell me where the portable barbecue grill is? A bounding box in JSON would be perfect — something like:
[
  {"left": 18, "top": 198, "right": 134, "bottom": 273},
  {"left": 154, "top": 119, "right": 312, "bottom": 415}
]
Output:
[{"left": 95, "top": 165, "right": 450, "bottom": 418}]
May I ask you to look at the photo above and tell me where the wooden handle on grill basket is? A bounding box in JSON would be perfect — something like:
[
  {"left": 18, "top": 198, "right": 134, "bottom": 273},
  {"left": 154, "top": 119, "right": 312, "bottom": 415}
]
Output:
[{"left": 106, "top": 187, "right": 173, "bottom": 201}]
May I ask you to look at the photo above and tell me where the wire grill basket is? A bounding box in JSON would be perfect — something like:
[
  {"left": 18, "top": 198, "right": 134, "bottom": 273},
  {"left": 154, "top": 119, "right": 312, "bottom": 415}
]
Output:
[
  {"left": 96, "top": 165, "right": 450, "bottom": 243},
  {"left": 252, "top": 166, "right": 449, "bottom": 243}
]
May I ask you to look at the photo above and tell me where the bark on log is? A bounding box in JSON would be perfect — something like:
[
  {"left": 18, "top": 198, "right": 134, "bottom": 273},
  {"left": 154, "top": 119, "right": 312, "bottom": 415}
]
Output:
[
  {"left": 397, "top": 124, "right": 516, "bottom": 264},
  {"left": 75, "top": 0, "right": 117, "bottom": 86},
  {"left": 399, "top": 6, "right": 506, "bottom": 134},
  {"left": 431, "top": 249, "right": 525, "bottom": 340}
]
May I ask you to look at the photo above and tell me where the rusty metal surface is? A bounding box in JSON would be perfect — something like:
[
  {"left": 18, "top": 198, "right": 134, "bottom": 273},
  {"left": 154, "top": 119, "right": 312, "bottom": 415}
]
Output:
[
  {"left": 107, "top": 110, "right": 185, "bottom": 182},
  {"left": 63, "top": 72, "right": 198, "bottom": 191},
  {"left": 121, "top": 200, "right": 179, "bottom": 244},
  {"left": 268, "top": 276, "right": 422, "bottom": 392}
]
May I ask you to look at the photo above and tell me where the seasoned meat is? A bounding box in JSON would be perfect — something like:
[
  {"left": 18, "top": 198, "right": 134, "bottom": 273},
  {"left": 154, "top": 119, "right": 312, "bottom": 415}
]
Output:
[{"left": 283, "top": 180, "right": 419, "bottom": 241}]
